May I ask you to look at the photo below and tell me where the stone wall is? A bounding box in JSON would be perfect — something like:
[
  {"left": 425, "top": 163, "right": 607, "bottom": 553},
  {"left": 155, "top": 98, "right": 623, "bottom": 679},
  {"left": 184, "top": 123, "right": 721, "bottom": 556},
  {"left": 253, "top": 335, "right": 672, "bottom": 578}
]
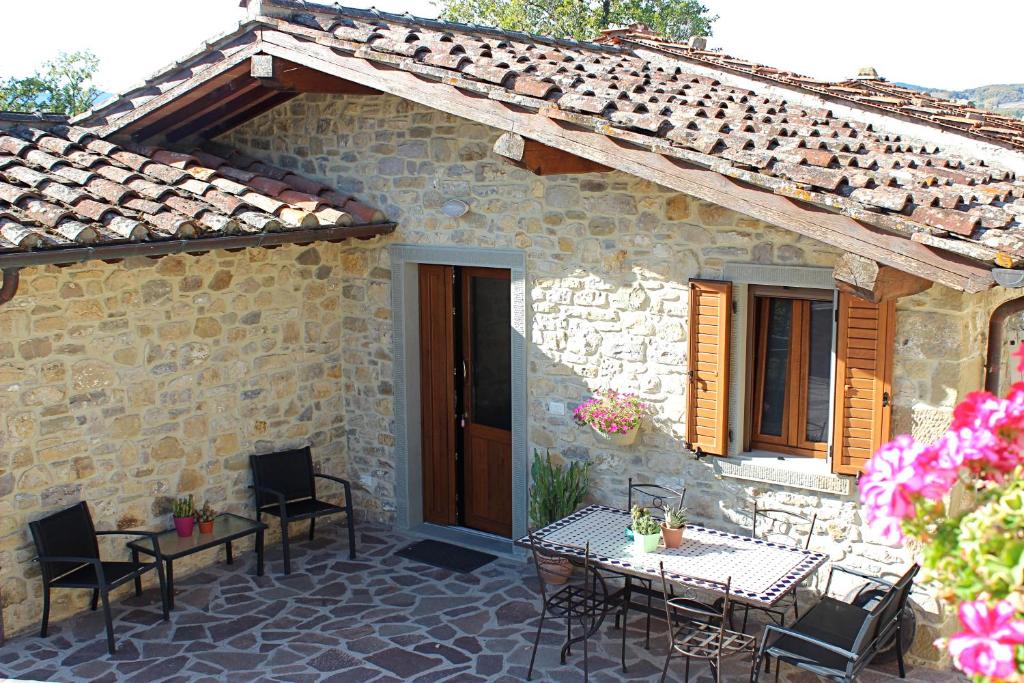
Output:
[
  {"left": 0, "top": 241, "right": 378, "bottom": 637},
  {"left": 222, "top": 93, "right": 993, "bottom": 665}
]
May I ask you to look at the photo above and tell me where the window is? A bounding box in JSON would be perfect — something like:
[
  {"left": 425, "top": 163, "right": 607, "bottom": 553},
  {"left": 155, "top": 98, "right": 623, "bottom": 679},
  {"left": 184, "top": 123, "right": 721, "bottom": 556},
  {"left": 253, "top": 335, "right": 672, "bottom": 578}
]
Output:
[{"left": 749, "top": 288, "right": 834, "bottom": 458}]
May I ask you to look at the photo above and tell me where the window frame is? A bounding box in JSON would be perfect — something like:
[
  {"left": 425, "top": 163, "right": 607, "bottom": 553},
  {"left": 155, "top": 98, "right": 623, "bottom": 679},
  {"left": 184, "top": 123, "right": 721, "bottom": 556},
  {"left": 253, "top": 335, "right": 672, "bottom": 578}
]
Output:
[{"left": 747, "top": 286, "right": 834, "bottom": 459}]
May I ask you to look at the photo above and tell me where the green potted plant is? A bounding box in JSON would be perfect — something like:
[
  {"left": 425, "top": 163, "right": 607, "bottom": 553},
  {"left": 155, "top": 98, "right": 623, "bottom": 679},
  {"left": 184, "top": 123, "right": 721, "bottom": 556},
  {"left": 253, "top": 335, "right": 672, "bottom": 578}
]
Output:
[
  {"left": 529, "top": 449, "right": 591, "bottom": 584},
  {"left": 661, "top": 505, "right": 687, "bottom": 548},
  {"left": 172, "top": 494, "right": 195, "bottom": 537},
  {"left": 631, "top": 505, "right": 661, "bottom": 554},
  {"left": 197, "top": 502, "right": 216, "bottom": 534},
  {"left": 573, "top": 389, "right": 649, "bottom": 446}
]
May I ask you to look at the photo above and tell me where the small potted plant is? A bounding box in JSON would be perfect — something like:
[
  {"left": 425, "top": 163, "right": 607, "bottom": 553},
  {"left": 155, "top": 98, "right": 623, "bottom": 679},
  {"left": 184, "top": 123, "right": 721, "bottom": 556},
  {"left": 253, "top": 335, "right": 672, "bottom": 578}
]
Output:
[
  {"left": 529, "top": 449, "right": 591, "bottom": 584},
  {"left": 661, "top": 505, "right": 687, "bottom": 549},
  {"left": 631, "top": 505, "right": 661, "bottom": 554},
  {"left": 172, "top": 494, "right": 195, "bottom": 537},
  {"left": 197, "top": 502, "right": 216, "bottom": 534},
  {"left": 573, "top": 389, "right": 649, "bottom": 446}
]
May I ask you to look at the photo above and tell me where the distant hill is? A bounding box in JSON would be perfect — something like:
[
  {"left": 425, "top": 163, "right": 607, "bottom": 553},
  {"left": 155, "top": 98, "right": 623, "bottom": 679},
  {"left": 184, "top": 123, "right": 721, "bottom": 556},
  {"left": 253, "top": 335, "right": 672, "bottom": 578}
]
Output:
[{"left": 896, "top": 82, "right": 1024, "bottom": 119}]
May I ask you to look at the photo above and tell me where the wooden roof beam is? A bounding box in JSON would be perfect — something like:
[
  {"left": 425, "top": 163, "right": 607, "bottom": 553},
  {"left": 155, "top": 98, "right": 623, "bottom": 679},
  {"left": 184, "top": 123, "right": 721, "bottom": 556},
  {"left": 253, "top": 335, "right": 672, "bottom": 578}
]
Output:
[
  {"left": 833, "top": 252, "right": 933, "bottom": 303},
  {"left": 494, "top": 132, "right": 610, "bottom": 175},
  {"left": 165, "top": 86, "right": 283, "bottom": 143},
  {"left": 197, "top": 90, "right": 296, "bottom": 140},
  {"left": 256, "top": 30, "right": 993, "bottom": 292},
  {"left": 134, "top": 75, "right": 263, "bottom": 142},
  {"left": 250, "top": 55, "right": 381, "bottom": 95}
]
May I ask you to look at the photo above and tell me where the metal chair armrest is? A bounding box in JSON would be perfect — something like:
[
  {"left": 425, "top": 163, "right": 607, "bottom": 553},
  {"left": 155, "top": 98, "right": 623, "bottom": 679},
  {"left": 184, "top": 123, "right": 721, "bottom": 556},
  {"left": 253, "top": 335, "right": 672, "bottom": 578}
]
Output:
[
  {"left": 95, "top": 529, "right": 166, "bottom": 561},
  {"left": 825, "top": 565, "right": 893, "bottom": 596},
  {"left": 761, "top": 623, "right": 859, "bottom": 660},
  {"left": 252, "top": 484, "right": 289, "bottom": 519},
  {"left": 35, "top": 555, "right": 107, "bottom": 584},
  {"left": 313, "top": 474, "right": 353, "bottom": 507}
]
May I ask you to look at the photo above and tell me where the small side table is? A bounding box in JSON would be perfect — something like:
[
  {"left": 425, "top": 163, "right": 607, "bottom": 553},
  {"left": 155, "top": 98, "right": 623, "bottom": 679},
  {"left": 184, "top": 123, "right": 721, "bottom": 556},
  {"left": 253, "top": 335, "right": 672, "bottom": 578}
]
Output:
[{"left": 127, "top": 513, "right": 267, "bottom": 609}]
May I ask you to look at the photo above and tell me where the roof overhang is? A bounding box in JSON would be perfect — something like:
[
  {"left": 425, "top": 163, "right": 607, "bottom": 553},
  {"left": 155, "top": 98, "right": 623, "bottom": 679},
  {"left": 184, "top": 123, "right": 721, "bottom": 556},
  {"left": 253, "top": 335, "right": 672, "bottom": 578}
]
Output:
[{"left": 78, "top": 17, "right": 1002, "bottom": 293}]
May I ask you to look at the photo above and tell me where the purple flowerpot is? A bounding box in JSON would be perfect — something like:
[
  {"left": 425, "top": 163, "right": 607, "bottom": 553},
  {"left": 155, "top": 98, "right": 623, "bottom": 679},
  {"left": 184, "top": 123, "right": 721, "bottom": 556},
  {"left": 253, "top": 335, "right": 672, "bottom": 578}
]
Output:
[{"left": 173, "top": 516, "right": 195, "bottom": 537}]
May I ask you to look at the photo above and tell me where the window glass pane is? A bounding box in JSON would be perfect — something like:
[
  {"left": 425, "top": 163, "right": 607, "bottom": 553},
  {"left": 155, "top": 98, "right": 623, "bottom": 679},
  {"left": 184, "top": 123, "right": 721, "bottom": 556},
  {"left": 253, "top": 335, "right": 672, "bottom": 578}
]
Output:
[
  {"left": 805, "top": 300, "right": 833, "bottom": 443},
  {"left": 758, "top": 298, "right": 791, "bottom": 437},
  {"left": 470, "top": 276, "right": 511, "bottom": 430}
]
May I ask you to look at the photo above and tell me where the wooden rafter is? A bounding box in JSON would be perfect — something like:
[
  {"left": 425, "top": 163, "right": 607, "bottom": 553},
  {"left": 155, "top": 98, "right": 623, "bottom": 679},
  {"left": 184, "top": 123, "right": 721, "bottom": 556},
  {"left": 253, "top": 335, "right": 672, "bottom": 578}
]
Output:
[
  {"left": 197, "top": 90, "right": 296, "bottom": 140},
  {"left": 255, "top": 29, "right": 993, "bottom": 292},
  {"left": 494, "top": 132, "right": 610, "bottom": 175},
  {"left": 833, "top": 252, "right": 933, "bottom": 303},
  {"left": 134, "top": 76, "right": 263, "bottom": 142},
  {"left": 165, "top": 86, "right": 281, "bottom": 143},
  {"left": 251, "top": 55, "right": 382, "bottom": 95},
  {"left": 113, "top": 52, "right": 257, "bottom": 137}
]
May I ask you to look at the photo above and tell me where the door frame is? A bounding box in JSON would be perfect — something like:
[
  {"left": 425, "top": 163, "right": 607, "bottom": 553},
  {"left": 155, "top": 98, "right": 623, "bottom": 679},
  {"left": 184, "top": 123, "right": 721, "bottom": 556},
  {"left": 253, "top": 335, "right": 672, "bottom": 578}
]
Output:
[{"left": 391, "top": 244, "right": 528, "bottom": 551}]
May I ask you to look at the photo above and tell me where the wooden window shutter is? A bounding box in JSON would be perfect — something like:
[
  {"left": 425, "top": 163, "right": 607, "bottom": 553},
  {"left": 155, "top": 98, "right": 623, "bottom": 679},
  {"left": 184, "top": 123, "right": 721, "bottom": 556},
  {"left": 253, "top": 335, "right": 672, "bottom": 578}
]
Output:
[
  {"left": 831, "top": 293, "right": 896, "bottom": 475},
  {"left": 686, "top": 280, "right": 732, "bottom": 456}
]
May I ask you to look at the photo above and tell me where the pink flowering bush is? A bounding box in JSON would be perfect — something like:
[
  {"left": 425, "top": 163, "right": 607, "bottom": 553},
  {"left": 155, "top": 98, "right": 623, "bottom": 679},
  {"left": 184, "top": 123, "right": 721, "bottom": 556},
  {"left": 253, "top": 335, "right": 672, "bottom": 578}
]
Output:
[
  {"left": 573, "top": 389, "right": 649, "bottom": 435},
  {"left": 858, "top": 348, "right": 1024, "bottom": 681}
]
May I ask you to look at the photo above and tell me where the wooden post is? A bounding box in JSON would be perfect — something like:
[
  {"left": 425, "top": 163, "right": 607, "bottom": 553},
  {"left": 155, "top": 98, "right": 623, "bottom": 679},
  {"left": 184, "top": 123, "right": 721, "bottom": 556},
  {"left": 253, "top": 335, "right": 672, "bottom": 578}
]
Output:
[{"left": 833, "top": 252, "right": 933, "bottom": 303}]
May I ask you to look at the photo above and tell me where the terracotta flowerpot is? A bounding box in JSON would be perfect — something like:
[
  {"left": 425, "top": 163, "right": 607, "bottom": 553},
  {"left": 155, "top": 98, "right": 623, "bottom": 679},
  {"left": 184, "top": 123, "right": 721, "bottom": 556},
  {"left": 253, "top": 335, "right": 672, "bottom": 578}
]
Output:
[
  {"left": 593, "top": 425, "right": 639, "bottom": 446},
  {"left": 633, "top": 531, "right": 661, "bottom": 554},
  {"left": 536, "top": 553, "right": 574, "bottom": 585},
  {"left": 661, "top": 522, "right": 684, "bottom": 549},
  {"left": 198, "top": 520, "right": 214, "bottom": 534},
  {"left": 173, "top": 516, "right": 195, "bottom": 537}
]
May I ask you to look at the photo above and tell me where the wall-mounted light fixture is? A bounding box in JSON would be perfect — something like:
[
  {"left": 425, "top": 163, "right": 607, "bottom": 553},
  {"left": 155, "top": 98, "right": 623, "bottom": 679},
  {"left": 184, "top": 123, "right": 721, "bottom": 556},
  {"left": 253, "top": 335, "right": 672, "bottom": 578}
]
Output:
[{"left": 441, "top": 199, "right": 470, "bottom": 218}]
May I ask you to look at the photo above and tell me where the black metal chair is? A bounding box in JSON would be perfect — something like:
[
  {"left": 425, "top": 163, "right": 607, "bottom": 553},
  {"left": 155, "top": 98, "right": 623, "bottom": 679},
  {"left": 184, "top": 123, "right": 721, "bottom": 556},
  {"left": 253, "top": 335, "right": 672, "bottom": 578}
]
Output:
[
  {"left": 658, "top": 563, "right": 755, "bottom": 683},
  {"left": 733, "top": 503, "right": 818, "bottom": 632},
  {"left": 29, "top": 501, "right": 169, "bottom": 655},
  {"left": 751, "top": 563, "right": 920, "bottom": 683},
  {"left": 526, "top": 531, "right": 620, "bottom": 682},
  {"left": 250, "top": 446, "right": 356, "bottom": 574},
  {"left": 616, "top": 479, "right": 688, "bottom": 659}
]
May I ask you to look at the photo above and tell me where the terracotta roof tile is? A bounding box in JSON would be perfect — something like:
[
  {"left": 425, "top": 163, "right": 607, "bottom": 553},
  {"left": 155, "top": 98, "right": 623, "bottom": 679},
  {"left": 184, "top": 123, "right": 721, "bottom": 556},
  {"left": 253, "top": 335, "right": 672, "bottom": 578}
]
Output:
[
  {"left": 66, "top": 5, "right": 1024, "bottom": 270},
  {"left": 0, "top": 118, "right": 388, "bottom": 254}
]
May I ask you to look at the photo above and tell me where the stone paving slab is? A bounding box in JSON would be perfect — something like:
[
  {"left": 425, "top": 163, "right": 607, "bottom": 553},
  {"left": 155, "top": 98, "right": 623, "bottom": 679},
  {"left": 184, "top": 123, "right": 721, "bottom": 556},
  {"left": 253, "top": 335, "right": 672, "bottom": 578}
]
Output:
[{"left": 0, "top": 524, "right": 966, "bottom": 683}]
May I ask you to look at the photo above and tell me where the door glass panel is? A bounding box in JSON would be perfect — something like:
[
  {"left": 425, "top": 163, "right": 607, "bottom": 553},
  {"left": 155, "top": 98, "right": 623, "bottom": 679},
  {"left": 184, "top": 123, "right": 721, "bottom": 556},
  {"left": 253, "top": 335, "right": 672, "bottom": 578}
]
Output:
[
  {"left": 758, "top": 298, "right": 791, "bottom": 437},
  {"left": 470, "top": 276, "right": 511, "bottom": 430},
  {"left": 805, "top": 300, "right": 833, "bottom": 443}
]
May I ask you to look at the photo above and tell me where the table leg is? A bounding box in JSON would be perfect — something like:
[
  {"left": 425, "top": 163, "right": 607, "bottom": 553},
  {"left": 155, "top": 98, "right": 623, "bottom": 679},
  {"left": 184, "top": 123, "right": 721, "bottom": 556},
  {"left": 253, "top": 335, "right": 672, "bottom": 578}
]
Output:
[
  {"left": 166, "top": 559, "right": 175, "bottom": 611},
  {"left": 226, "top": 540, "right": 234, "bottom": 565},
  {"left": 256, "top": 529, "right": 265, "bottom": 577},
  {"left": 131, "top": 549, "right": 142, "bottom": 596}
]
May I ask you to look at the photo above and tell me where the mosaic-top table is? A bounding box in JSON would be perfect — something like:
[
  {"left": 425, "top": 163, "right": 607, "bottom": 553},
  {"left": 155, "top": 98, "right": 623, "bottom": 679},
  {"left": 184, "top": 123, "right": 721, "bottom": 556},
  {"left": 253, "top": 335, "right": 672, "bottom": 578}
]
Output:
[{"left": 517, "top": 505, "right": 828, "bottom": 607}]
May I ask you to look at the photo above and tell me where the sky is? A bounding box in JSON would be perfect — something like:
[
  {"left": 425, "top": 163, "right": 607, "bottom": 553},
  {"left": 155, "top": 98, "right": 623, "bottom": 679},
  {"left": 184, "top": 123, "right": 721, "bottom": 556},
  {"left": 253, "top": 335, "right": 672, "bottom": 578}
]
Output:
[{"left": 2, "top": 0, "right": 1022, "bottom": 95}]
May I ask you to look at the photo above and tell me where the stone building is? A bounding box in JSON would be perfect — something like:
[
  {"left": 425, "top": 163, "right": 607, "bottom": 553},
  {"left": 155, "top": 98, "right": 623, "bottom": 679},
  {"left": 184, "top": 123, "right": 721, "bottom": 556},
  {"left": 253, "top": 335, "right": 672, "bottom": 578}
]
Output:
[{"left": 2, "top": 1, "right": 1024, "bottom": 667}]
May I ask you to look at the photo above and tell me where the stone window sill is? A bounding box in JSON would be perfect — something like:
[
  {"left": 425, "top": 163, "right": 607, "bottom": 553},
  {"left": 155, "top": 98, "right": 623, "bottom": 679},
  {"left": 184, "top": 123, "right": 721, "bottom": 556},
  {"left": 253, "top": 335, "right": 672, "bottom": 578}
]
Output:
[{"left": 712, "top": 450, "right": 853, "bottom": 496}]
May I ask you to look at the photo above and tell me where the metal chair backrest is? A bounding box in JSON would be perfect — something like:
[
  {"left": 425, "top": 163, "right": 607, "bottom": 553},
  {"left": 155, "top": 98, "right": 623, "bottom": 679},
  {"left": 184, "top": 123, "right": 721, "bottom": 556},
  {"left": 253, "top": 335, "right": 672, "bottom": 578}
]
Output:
[
  {"left": 29, "top": 501, "right": 101, "bottom": 582},
  {"left": 752, "top": 502, "right": 817, "bottom": 550},
  {"left": 658, "top": 562, "right": 731, "bottom": 657},
  {"left": 847, "top": 564, "right": 919, "bottom": 674},
  {"left": 250, "top": 447, "right": 316, "bottom": 507},
  {"left": 628, "top": 478, "right": 685, "bottom": 519},
  {"left": 526, "top": 529, "right": 606, "bottom": 607}
]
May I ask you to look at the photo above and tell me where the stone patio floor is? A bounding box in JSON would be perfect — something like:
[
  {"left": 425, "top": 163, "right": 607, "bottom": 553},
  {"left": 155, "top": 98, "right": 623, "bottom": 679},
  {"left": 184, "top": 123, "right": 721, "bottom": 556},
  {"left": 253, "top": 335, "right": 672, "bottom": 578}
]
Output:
[{"left": 0, "top": 523, "right": 967, "bottom": 683}]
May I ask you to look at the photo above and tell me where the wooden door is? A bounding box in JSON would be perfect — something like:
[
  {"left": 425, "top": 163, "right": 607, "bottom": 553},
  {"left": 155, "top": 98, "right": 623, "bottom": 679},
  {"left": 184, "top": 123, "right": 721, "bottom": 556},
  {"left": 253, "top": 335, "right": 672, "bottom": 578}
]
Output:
[
  {"left": 460, "top": 267, "right": 513, "bottom": 537},
  {"left": 419, "top": 264, "right": 457, "bottom": 525}
]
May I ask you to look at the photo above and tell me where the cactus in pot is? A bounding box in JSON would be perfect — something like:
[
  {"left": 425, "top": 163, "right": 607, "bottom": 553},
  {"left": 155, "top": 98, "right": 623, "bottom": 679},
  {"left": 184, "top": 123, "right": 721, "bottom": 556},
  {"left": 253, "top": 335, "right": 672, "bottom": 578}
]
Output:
[
  {"left": 197, "top": 502, "right": 216, "bottom": 534},
  {"left": 631, "top": 505, "right": 661, "bottom": 554},
  {"left": 172, "top": 494, "right": 196, "bottom": 537},
  {"left": 661, "top": 505, "right": 688, "bottom": 549}
]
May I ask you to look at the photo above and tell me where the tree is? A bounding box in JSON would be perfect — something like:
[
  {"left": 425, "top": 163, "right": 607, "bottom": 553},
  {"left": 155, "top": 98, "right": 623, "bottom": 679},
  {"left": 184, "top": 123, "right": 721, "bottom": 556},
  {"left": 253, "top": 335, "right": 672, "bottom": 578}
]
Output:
[
  {"left": 1, "top": 51, "right": 100, "bottom": 116},
  {"left": 434, "top": 0, "right": 716, "bottom": 42}
]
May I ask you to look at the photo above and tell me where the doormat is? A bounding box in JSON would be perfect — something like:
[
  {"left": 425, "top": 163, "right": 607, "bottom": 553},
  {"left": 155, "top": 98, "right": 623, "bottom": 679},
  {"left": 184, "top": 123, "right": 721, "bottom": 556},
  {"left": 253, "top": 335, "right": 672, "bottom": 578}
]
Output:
[{"left": 396, "top": 539, "right": 497, "bottom": 573}]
